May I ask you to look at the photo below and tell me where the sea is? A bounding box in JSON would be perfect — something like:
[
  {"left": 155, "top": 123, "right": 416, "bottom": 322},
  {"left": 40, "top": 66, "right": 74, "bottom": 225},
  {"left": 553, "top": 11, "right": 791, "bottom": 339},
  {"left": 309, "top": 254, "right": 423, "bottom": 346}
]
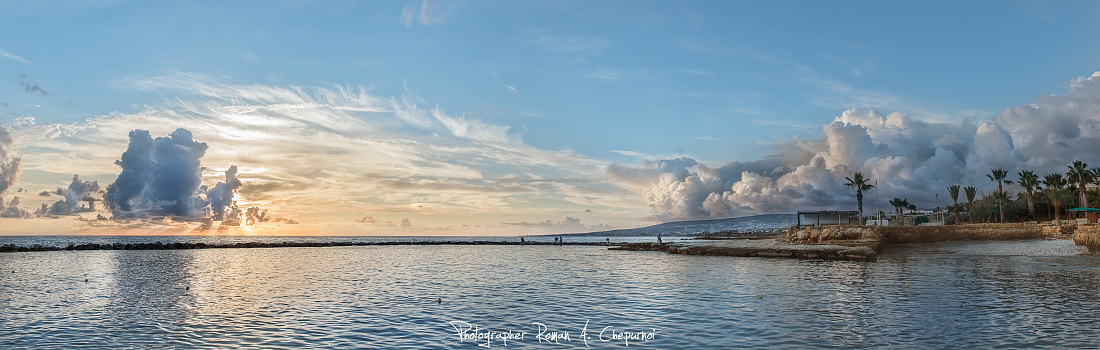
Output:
[{"left": 2, "top": 236, "right": 1099, "bottom": 348}]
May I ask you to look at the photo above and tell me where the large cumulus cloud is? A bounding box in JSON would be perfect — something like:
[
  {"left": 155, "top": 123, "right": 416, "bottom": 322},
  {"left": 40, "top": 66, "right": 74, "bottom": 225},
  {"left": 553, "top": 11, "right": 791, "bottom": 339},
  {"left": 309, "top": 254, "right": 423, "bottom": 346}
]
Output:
[
  {"left": 611, "top": 72, "right": 1100, "bottom": 221},
  {"left": 99, "top": 128, "right": 271, "bottom": 224},
  {"left": 103, "top": 128, "right": 210, "bottom": 216},
  {"left": 0, "top": 126, "right": 21, "bottom": 213}
]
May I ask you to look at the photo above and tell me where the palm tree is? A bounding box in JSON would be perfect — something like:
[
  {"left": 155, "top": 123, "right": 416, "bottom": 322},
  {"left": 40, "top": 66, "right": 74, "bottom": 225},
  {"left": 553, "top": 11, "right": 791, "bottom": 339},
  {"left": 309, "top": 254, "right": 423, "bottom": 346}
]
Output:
[
  {"left": 1017, "top": 170, "right": 1039, "bottom": 218},
  {"left": 964, "top": 186, "right": 977, "bottom": 223},
  {"left": 947, "top": 185, "right": 960, "bottom": 217},
  {"left": 1090, "top": 167, "right": 1100, "bottom": 205},
  {"left": 991, "top": 191, "right": 1010, "bottom": 223},
  {"left": 889, "top": 198, "right": 905, "bottom": 216},
  {"left": 844, "top": 172, "right": 875, "bottom": 223},
  {"left": 1042, "top": 173, "right": 1070, "bottom": 225},
  {"left": 1066, "top": 160, "right": 1092, "bottom": 208},
  {"left": 987, "top": 168, "right": 1013, "bottom": 194}
]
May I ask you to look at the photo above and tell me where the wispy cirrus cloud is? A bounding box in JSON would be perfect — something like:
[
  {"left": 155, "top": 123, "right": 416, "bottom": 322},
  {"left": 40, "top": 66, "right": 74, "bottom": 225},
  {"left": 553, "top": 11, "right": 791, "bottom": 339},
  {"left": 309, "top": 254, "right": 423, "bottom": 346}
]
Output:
[
  {"left": 529, "top": 31, "right": 610, "bottom": 54},
  {"left": 0, "top": 49, "right": 30, "bottom": 64},
  {"left": 401, "top": 0, "right": 457, "bottom": 27},
  {"left": 7, "top": 72, "right": 636, "bottom": 233}
]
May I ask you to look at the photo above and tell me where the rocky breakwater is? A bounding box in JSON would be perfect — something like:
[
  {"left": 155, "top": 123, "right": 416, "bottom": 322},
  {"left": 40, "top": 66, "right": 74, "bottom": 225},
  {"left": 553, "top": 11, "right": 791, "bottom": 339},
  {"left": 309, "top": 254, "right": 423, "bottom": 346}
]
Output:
[
  {"left": 874, "top": 223, "right": 1044, "bottom": 244},
  {"left": 610, "top": 237, "right": 878, "bottom": 262},
  {"left": 610, "top": 223, "right": 1055, "bottom": 263},
  {"left": 785, "top": 226, "right": 884, "bottom": 253},
  {"left": 1073, "top": 224, "right": 1100, "bottom": 252}
]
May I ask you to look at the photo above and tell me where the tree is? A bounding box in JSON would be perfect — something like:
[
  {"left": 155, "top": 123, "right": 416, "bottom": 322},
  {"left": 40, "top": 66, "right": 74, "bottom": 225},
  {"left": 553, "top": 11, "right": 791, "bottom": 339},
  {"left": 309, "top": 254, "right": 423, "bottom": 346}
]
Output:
[
  {"left": 947, "top": 185, "right": 961, "bottom": 217},
  {"left": 889, "top": 198, "right": 905, "bottom": 216},
  {"left": 987, "top": 168, "right": 1013, "bottom": 194},
  {"left": 907, "top": 203, "right": 917, "bottom": 214},
  {"left": 1090, "top": 166, "right": 1100, "bottom": 200},
  {"left": 1042, "top": 173, "right": 1070, "bottom": 225},
  {"left": 964, "top": 186, "right": 977, "bottom": 223},
  {"left": 1017, "top": 170, "right": 1039, "bottom": 218},
  {"left": 1066, "top": 160, "right": 1092, "bottom": 209},
  {"left": 991, "top": 191, "right": 1010, "bottom": 223},
  {"left": 844, "top": 172, "right": 875, "bottom": 223}
]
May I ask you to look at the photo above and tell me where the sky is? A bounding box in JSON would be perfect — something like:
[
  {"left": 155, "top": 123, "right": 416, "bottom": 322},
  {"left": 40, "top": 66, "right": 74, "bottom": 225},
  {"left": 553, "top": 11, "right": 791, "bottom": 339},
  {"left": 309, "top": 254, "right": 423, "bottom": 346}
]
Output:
[{"left": 2, "top": 0, "right": 1100, "bottom": 235}]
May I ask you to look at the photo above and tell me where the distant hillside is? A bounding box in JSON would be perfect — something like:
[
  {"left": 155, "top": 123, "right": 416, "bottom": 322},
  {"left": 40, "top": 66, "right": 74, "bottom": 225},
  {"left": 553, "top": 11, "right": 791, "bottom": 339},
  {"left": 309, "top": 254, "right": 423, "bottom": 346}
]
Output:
[{"left": 567, "top": 214, "right": 796, "bottom": 236}]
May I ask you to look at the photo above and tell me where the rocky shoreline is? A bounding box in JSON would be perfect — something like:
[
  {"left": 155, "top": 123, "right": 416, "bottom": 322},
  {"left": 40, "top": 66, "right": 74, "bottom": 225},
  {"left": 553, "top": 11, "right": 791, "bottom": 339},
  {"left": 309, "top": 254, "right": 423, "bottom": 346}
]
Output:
[
  {"left": 611, "top": 223, "right": 1093, "bottom": 262},
  {"left": 609, "top": 240, "right": 878, "bottom": 262}
]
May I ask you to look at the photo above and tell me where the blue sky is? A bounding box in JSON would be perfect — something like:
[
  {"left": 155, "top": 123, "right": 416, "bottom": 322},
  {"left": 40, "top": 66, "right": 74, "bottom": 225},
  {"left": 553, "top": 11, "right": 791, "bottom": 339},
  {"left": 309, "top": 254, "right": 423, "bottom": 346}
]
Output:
[{"left": 2, "top": 1, "right": 1100, "bottom": 234}]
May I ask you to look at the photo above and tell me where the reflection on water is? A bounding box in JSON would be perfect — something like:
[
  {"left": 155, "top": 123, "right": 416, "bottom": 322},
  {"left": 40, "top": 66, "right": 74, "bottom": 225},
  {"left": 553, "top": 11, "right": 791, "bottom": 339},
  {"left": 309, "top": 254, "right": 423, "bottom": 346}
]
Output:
[{"left": 1, "top": 239, "right": 1098, "bottom": 348}]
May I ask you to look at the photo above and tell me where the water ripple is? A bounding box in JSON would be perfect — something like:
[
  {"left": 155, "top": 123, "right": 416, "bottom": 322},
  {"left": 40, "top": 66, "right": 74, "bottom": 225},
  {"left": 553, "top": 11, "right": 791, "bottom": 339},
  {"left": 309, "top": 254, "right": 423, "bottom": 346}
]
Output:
[{"left": 1, "top": 239, "right": 1099, "bottom": 348}]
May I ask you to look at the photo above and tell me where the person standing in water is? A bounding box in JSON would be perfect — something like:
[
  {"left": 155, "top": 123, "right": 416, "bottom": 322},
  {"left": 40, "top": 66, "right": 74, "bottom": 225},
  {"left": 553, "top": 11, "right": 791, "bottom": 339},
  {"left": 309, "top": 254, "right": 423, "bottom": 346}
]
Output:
[{"left": 657, "top": 233, "right": 662, "bottom": 243}]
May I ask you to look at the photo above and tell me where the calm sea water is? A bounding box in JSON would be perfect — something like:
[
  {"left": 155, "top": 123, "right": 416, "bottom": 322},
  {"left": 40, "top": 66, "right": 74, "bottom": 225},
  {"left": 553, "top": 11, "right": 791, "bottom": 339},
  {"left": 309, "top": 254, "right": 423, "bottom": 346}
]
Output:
[{"left": 2, "top": 237, "right": 1099, "bottom": 348}]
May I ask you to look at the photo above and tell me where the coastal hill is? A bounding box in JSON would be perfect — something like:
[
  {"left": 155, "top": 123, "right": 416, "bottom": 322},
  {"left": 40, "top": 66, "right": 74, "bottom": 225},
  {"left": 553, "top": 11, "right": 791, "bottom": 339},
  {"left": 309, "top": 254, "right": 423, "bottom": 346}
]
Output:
[{"left": 566, "top": 214, "right": 795, "bottom": 237}]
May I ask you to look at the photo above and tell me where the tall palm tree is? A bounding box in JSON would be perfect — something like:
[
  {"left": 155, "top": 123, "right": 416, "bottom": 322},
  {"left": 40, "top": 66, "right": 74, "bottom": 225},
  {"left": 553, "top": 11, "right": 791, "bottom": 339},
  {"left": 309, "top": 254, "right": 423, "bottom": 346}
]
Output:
[
  {"left": 991, "top": 191, "right": 1010, "bottom": 223},
  {"left": 1042, "top": 173, "right": 1070, "bottom": 225},
  {"left": 844, "top": 172, "right": 875, "bottom": 223},
  {"left": 964, "top": 186, "right": 978, "bottom": 223},
  {"left": 1066, "top": 160, "right": 1092, "bottom": 208},
  {"left": 947, "top": 185, "right": 961, "bottom": 217},
  {"left": 987, "top": 168, "right": 1013, "bottom": 194},
  {"left": 1017, "top": 170, "right": 1040, "bottom": 218}
]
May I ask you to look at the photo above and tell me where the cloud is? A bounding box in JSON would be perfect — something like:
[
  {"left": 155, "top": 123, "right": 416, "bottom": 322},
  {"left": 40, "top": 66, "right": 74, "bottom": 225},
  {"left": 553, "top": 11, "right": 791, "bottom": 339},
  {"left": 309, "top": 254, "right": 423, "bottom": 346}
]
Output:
[
  {"left": 36, "top": 175, "right": 100, "bottom": 216},
  {"left": 588, "top": 67, "right": 657, "bottom": 82},
  {"left": 0, "top": 126, "right": 21, "bottom": 210},
  {"left": 607, "top": 71, "right": 1100, "bottom": 221},
  {"left": 400, "top": 217, "right": 413, "bottom": 229},
  {"left": 610, "top": 150, "right": 644, "bottom": 157},
  {"left": 102, "top": 128, "right": 209, "bottom": 216},
  {"left": 503, "top": 215, "right": 613, "bottom": 233},
  {"left": 506, "top": 85, "right": 516, "bottom": 92},
  {"left": 18, "top": 74, "right": 49, "bottom": 96},
  {"left": 90, "top": 127, "right": 282, "bottom": 227},
  {"left": 8, "top": 72, "right": 625, "bottom": 231},
  {"left": 355, "top": 216, "right": 377, "bottom": 224},
  {"left": 529, "top": 32, "right": 610, "bottom": 54},
  {"left": 207, "top": 165, "right": 242, "bottom": 220},
  {"left": 683, "top": 69, "right": 715, "bottom": 76},
  {"left": 0, "top": 196, "right": 33, "bottom": 218},
  {"left": 401, "top": 0, "right": 455, "bottom": 27},
  {"left": 0, "top": 49, "right": 30, "bottom": 64}
]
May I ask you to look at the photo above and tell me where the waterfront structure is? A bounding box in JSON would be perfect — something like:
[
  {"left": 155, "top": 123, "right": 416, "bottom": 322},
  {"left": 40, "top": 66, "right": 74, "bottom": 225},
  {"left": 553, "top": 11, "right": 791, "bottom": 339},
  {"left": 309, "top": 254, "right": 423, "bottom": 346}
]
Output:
[{"left": 795, "top": 210, "right": 859, "bottom": 229}]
